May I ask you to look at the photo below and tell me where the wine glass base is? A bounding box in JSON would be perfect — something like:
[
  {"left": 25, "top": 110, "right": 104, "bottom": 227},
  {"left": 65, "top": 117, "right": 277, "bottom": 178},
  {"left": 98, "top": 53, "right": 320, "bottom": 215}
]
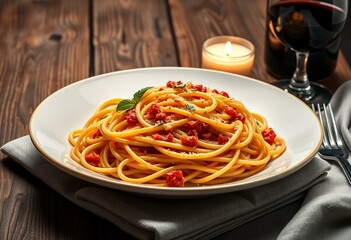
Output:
[{"left": 272, "top": 79, "right": 332, "bottom": 105}]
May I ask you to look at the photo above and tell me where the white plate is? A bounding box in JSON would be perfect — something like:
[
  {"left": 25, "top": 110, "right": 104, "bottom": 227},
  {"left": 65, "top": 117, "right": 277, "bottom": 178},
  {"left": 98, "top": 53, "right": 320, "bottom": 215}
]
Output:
[{"left": 29, "top": 67, "right": 322, "bottom": 196}]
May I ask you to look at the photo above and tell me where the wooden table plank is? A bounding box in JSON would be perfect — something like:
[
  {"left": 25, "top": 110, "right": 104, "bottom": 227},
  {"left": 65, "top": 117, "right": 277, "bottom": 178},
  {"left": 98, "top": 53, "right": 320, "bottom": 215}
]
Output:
[
  {"left": 93, "top": 0, "right": 179, "bottom": 75},
  {"left": 0, "top": 0, "right": 91, "bottom": 149},
  {"left": 0, "top": 0, "right": 97, "bottom": 239}
]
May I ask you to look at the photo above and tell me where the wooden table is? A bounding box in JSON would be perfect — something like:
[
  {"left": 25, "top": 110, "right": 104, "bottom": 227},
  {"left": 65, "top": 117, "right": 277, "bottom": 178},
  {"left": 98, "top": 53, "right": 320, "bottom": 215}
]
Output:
[{"left": 1, "top": 0, "right": 350, "bottom": 238}]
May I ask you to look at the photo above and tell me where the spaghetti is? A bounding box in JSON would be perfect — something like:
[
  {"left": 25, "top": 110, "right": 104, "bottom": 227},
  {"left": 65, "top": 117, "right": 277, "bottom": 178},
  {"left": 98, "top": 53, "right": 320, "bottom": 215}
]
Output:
[{"left": 68, "top": 81, "right": 286, "bottom": 187}]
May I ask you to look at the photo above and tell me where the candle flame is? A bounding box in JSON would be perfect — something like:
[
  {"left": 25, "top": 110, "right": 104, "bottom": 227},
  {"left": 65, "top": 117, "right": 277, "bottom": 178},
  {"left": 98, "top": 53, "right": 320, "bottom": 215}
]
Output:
[{"left": 224, "top": 41, "right": 232, "bottom": 56}]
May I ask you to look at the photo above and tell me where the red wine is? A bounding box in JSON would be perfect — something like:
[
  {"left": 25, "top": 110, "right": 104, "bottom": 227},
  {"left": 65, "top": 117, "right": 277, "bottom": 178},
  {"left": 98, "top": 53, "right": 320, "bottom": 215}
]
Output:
[
  {"left": 268, "top": 1, "right": 347, "bottom": 52},
  {"left": 264, "top": 30, "right": 340, "bottom": 81}
]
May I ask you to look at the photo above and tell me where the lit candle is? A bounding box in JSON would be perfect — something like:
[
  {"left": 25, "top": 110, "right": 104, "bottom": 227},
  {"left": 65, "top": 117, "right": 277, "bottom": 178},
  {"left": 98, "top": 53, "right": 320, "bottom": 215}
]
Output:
[{"left": 202, "top": 36, "right": 255, "bottom": 76}]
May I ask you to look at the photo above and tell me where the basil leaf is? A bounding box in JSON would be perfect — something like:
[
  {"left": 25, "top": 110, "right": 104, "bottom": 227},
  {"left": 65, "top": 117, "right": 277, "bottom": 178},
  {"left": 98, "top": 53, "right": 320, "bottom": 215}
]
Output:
[
  {"left": 116, "top": 86, "right": 153, "bottom": 112},
  {"left": 116, "top": 99, "right": 136, "bottom": 111},
  {"left": 133, "top": 86, "right": 153, "bottom": 103}
]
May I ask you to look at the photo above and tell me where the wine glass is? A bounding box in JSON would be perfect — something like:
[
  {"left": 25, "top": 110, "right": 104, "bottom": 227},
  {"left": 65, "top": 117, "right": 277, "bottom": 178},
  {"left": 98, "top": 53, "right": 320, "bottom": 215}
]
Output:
[{"left": 267, "top": 0, "right": 348, "bottom": 104}]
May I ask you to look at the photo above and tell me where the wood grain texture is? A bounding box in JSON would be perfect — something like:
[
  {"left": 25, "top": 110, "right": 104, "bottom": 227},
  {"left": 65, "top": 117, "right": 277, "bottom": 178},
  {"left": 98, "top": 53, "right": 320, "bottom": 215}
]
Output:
[
  {"left": 0, "top": 0, "right": 90, "bottom": 149},
  {"left": 93, "top": 0, "right": 179, "bottom": 74},
  {"left": 0, "top": 0, "right": 104, "bottom": 239}
]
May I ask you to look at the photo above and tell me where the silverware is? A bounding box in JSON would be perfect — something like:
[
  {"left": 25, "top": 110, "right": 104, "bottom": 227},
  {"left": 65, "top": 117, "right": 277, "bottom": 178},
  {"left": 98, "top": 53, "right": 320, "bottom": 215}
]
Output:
[{"left": 312, "top": 103, "right": 351, "bottom": 185}]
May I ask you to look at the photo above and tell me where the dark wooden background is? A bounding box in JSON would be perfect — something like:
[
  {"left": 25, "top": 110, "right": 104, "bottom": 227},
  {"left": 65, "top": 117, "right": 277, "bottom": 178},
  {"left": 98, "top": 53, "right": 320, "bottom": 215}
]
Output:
[{"left": 0, "top": 0, "right": 350, "bottom": 239}]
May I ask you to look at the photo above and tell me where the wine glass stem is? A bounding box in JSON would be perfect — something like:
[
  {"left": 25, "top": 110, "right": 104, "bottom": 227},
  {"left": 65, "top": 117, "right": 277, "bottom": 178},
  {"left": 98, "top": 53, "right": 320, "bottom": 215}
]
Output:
[{"left": 290, "top": 51, "right": 311, "bottom": 91}]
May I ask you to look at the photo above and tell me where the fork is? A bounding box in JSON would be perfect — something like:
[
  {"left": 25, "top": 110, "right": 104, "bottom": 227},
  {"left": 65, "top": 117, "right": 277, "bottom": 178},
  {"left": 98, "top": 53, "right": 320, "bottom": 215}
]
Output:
[{"left": 312, "top": 103, "right": 351, "bottom": 185}]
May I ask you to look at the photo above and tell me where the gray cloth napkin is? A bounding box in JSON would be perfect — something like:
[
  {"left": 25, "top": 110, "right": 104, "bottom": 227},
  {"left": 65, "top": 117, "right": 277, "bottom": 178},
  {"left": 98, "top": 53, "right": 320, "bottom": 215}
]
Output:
[
  {"left": 330, "top": 80, "right": 351, "bottom": 151},
  {"left": 2, "top": 80, "right": 351, "bottom": 240},
  {"left": 0, "top": 137, "right": 329, "bottom": 239}
]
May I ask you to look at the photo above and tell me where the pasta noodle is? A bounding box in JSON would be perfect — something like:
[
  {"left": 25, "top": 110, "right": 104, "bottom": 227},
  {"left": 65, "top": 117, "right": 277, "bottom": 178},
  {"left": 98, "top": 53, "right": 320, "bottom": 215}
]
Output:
[{"left": 68, "top": 81, "right": 286, "bottom": 187}]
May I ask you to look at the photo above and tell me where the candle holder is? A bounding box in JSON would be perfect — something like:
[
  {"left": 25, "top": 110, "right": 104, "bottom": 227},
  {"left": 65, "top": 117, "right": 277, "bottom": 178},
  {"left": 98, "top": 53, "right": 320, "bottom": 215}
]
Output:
[{"left": 202, "top": 36, "right": 255, "bottom": 76}]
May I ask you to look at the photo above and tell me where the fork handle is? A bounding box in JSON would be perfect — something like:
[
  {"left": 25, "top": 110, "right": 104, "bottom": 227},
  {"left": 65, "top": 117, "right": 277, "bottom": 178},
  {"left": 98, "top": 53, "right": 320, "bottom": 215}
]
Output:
[{"left": 336, "top": 156, "right": 351, "bottom": 186}]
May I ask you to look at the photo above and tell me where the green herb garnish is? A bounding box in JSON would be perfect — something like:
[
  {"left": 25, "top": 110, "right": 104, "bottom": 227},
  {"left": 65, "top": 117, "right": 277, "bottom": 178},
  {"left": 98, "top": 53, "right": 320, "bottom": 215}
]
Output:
[
  {"left": 116, "top": 99, "right": 136, "bottom": 111},
  {"left": 174, "top": 83, "right": 186, "bottom": 88},
  {"left": 185, "top": 103, "right": 196, "bottom": 111},
  {"left": 116, "top": 86, "right": 153, "bottom": 111}
]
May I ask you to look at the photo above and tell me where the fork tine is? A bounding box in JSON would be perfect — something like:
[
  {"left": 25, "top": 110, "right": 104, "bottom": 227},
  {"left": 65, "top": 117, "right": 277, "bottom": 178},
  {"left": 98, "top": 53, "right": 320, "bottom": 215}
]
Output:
[
  {"left": 314, "top": 103, "right": 328, "bottom": 148},
  {"left": 312, "top": 103, "right": 343, "bottom": 149},
  {"left": 325, "top": 104, "right": 343, "bottom": 148},
  {"left": 322, "top": 103, "right": 337, "bottom": 148}
]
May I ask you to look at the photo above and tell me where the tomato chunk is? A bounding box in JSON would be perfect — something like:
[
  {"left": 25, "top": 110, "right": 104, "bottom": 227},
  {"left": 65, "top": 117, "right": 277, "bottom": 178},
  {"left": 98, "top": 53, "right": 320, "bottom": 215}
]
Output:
[
  {"left": 224, "top": 105, "right": 236, "bottom": 116},
  {"left": 212, "top": 89, "right": 230, "bottom": 98},
  {"left": 218, "top": 133, "right": 230, "bottom": 144},
  {"left": 166, "top": 80, "right": 184, "bottom": 88},
  {"left": 148, "top": 103, "right": 161, "bottom": 117},
  {"left": 180, "top": 135, "right": 197, "bottom": 147},
  {"left": 212, "top": 89, "right": 219, "bottom": 94},
  {"left": 224, "top": 105, "right": 245, "bottom": 123},
  {"left": 220, "top": 91, "right": 230, "bottom": 98},
  {"left": 262, "top": 128, "right": 277, "bottom": 145},
  {"left": 155, "top": 112, "right": 167, "bottom": 121},
  {"left": 193, "top": 84, "right": 206, "bottom": 92},
  {"left": 147, "top": 103, "right": 167, "bottom": 121},
  {"left": 85, "top": 151, "right": 100, "bottom": 167},
  {"left": 235, "top": 113, "right": 245, "bottom": 123},
  {"left": 152, "top": 132, "right": 174, "bottom": 142},
  {"left": 184, "top": 120, "right": 210, "bottom": 136},
  {"left": 166, "top": 170, "right": 184, "bottom": 187},
  {"left": 93, "top": 129, "right": 102, "bottom": 138},
  {"left": 125, "top": 109, "right": 138, "bottom": 126}
]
